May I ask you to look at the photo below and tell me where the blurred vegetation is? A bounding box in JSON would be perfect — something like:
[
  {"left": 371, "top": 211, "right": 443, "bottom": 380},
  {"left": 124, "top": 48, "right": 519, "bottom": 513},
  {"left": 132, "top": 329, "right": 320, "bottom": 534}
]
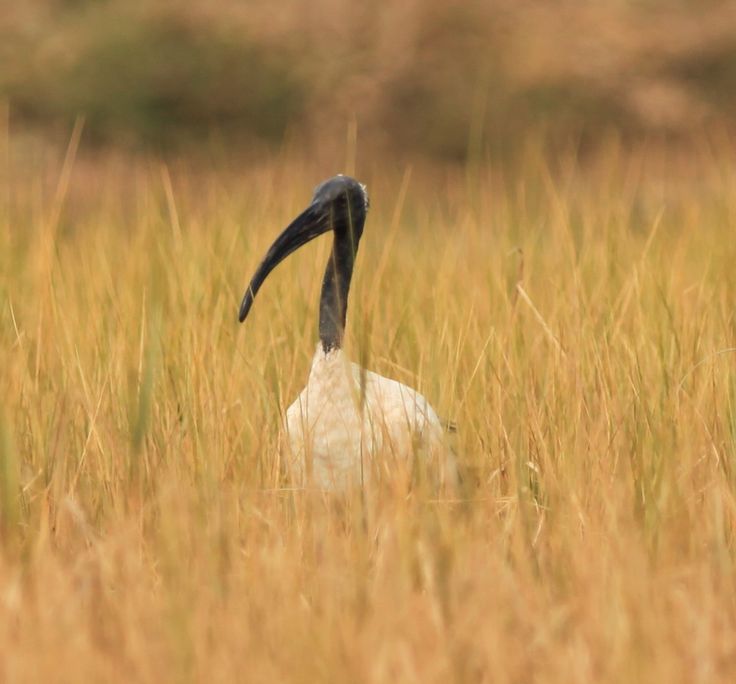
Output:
[{"left": 2, "top": 0, "right": 736, "bottom": 159}]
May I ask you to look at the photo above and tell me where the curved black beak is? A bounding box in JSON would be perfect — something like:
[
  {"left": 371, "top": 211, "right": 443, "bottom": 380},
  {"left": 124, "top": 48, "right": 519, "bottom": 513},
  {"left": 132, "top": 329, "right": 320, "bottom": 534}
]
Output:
[{"left": 238, "top": 205, "right": 331, "bottom": 323}]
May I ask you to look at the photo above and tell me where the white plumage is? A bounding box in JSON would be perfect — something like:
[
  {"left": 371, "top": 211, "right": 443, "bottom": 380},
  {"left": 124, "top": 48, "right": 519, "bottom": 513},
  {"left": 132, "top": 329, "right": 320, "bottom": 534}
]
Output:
[{"left": 284, "top": 345, "right": 454, "bottom": 491}]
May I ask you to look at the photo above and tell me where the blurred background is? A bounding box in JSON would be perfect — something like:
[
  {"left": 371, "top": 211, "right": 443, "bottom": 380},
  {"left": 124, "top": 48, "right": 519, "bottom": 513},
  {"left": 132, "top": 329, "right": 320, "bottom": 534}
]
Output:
[{"left": 2, "top": 0, "right": 736, "bottom": 163}]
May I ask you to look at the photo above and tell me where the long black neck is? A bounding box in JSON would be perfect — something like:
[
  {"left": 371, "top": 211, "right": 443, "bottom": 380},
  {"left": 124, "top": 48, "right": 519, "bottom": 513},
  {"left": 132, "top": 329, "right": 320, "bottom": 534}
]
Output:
[{"left": 319, "top": 223, "right": 362, "bottom": 352}]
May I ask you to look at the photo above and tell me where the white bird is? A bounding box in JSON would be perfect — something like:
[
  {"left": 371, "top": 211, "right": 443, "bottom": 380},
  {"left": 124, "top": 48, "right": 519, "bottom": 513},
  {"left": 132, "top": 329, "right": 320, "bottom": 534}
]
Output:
[{"left": 238, "top": 175, "right": 455, "bottom": 491}]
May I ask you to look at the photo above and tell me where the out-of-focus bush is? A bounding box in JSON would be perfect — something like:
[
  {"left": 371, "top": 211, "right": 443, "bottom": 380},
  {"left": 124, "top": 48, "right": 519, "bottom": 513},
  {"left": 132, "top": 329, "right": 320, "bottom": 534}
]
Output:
[
  {"left": 1, "top": 3, "right": 304, "bottom": 147},
  {"left": 1, "top": 0, "right": 735, "bottom": 159}
]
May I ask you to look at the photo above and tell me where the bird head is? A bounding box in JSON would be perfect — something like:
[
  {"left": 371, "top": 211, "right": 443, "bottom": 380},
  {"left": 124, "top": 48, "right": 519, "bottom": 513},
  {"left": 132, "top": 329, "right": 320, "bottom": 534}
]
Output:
[{"left": 238, "top": 175, "right": 369, "bottom": 323}]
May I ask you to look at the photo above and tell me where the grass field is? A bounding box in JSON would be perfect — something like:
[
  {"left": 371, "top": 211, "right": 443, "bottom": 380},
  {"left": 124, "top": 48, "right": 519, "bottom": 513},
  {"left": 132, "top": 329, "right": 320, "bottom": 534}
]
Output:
[{"left": 2, "top": 129, "right": 736, "bottom": 682}]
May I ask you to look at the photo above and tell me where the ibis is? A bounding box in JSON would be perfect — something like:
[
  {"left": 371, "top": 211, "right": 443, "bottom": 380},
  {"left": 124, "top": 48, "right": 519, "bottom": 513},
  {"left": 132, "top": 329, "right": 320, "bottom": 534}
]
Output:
[{"left": 238, "top": 175, "right": 455, "bottom": 491}]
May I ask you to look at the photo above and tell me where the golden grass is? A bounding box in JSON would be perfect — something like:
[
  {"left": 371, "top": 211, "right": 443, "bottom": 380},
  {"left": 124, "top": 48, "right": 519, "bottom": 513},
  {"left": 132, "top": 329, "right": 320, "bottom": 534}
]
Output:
[{"left": 2, "top": 132, "right": 736, "bottom": 682}]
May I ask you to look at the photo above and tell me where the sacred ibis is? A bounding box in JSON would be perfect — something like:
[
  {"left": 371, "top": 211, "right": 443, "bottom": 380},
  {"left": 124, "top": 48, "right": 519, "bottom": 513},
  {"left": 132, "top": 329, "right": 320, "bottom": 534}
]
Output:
[{"left": 238, "top": 175, "right": 455, "bottom": 491}]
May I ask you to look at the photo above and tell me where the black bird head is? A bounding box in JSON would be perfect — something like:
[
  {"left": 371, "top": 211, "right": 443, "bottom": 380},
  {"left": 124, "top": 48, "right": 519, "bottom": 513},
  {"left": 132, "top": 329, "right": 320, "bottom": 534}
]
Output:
[{"left": 238, "top": 175, "right": 369, "bottom": 324}]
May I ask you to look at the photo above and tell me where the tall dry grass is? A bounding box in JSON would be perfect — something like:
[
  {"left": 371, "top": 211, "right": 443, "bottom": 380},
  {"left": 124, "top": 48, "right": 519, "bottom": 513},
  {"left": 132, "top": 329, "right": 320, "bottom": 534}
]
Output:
[{"left": 1, "top": 127, "right": 736, "bottom": 682}]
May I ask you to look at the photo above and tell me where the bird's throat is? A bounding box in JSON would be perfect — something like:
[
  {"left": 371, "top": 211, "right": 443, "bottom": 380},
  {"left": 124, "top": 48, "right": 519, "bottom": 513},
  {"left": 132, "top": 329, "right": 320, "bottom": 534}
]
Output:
[{"left": 319, "top": 228, "right": 361, "bottom": 353}]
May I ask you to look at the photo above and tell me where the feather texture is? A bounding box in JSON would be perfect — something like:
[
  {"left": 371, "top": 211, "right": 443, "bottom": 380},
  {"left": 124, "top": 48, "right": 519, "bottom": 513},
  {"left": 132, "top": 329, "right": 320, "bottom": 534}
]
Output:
[{"left": 284, "top": 345, "right": 456, "bottom": 491}]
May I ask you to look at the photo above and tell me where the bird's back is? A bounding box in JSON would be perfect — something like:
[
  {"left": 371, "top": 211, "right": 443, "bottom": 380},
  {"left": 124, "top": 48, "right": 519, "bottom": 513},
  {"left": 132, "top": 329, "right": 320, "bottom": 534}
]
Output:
[{"left": 284, "top": 346, "right": 455, "bottom": 491}]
